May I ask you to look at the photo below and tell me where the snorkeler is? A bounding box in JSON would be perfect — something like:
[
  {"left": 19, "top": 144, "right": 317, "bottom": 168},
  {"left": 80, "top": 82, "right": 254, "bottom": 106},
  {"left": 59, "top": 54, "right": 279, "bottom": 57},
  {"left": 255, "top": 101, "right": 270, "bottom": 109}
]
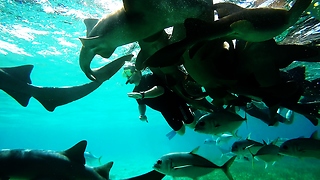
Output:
[{"left": 124, "top": 64, "right": 195, "bottom": 139}]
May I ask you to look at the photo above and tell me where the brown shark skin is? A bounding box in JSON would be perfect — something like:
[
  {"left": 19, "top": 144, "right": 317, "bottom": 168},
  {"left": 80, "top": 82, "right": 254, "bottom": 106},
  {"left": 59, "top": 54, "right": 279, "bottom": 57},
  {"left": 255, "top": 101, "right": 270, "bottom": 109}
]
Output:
[
  {"left": 0, "top": 140, "right": 112, "bottom": 180},
  {"left": 79, "top": 0, "right": 214, "bottom": 81},
  {"left": 0, "top": 56, "right": 129, "bottom": 111}
]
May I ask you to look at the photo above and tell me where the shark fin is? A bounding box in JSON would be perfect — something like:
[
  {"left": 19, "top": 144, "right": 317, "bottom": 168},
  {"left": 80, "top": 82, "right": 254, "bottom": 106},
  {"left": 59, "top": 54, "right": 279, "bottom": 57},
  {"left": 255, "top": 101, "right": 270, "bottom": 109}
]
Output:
[
  {"left": 221, "top": 156, "right": 236, "bottom": 180},
  {"left": 1, "top": 65, "right": 33, "bottom": 84},
  {"left": 84, "top": 18, "right": 99, "bottom": 37},
  {"left": 230, "top": 20, "right": 255, "bottom": 35},
  {"left": 288, "top": 0, "right": 312, "bottom": 24},
  {"left": 1, "top": 65, "right": 34, "bottom": 107},
  {"left": 310, "top": 130, "right": 319, "bottom": 140},
  {"left": 94, "top": 161, "right": 113, "bottom": 179},
  {"left": 212, "top": 2, "right": 245, "bottom": 19},
  {"left": 136, "top": 50, "right": 150, "bottom": 70},
  {"left": 92, "top": 54, "right": 133, "bottom": 82},
  {"left": 190, "top": 146, "right": 200, "bottom": 154},
  {"left": 61, "top": 140, "right": 87, "bottom": 165},
  {"left": 123, "top": 170, "right": 166, "bottom": 180},
  {"left": 79, "top": 37, "right": 115, "bottom": 58}
]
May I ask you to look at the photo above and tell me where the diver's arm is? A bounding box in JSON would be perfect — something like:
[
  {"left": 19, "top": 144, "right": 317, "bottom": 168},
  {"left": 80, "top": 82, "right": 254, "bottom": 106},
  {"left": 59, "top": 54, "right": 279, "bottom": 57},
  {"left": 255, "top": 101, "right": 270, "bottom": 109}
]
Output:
[
  {"left": 143, "top": 86, "right": 164, "bottom": 98},
  {"left": 127, "top": 86, "right": 165, "bottom": 99}
]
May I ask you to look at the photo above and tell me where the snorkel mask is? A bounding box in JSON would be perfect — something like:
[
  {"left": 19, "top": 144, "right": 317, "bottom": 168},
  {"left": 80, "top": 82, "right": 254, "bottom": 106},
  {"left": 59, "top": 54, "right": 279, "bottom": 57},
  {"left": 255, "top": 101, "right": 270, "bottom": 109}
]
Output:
[{"left": 123, "top": 64, "right": 137, "bottom": 84}]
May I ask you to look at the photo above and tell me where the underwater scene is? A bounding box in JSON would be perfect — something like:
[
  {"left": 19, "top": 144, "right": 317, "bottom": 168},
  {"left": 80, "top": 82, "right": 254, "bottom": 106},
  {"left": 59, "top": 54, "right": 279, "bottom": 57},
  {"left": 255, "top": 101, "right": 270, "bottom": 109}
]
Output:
[{"left": 1, "top": 0, "right": 320, "bottom": 179}]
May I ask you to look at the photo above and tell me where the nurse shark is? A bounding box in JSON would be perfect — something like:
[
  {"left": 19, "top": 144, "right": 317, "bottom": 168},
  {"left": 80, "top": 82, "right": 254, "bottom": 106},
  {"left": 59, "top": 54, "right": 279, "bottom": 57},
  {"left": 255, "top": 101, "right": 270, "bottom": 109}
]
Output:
[
  {"left": 78, "top": 0, "right": 214, "bottom": 81},
  {"left": 0, "top": 140, "right": 165, "bottom": 180},
  {"left": 0, "top": 55, "right": 131, "bottom": 111}
]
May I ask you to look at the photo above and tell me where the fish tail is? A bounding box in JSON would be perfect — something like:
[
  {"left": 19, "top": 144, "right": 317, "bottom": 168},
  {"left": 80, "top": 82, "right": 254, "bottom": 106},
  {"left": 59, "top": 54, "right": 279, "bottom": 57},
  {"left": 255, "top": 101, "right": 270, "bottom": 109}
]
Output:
[
  {"left": 288, "top": 0, "right": 312, "bottom": 23},
  {"left": 288, "top": 102, "right": 320, "bottom": 126},
  {"left": 1, "top": 65, "right": 33, "bottom": 107},
  {"left": 221, "top": 156, "right": 236, "bottom": 180}
]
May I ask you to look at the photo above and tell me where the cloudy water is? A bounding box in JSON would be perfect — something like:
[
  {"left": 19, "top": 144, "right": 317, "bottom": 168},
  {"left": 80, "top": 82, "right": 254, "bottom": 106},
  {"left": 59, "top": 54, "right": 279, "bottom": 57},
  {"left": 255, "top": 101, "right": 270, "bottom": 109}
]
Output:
[{"left": 1, "top": 0, "right": 320, "bottom": 179}]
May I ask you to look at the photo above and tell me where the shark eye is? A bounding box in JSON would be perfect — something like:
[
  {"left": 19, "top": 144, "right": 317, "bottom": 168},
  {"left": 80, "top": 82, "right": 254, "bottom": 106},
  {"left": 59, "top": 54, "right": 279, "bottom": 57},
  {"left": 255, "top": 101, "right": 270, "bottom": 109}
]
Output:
[{"left": 156, "top": 159, "right": 162, "bottom": 165}]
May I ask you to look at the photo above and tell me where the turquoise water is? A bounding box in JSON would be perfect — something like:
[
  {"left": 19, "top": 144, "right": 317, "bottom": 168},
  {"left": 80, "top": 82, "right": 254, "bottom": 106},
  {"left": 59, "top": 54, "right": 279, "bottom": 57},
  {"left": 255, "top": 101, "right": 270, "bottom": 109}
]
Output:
[{"left": 1, "top": 0, "right": 320, "bottom": 179}]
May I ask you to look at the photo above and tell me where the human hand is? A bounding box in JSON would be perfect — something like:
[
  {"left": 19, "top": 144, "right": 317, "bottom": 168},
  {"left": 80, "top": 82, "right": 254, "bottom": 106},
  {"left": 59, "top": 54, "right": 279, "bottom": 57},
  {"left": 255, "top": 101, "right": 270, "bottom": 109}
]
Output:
[
  {"left": 127, "top": 92, "right": 143, "bottom": 99},
  {"left": 139, "top": 115, "right": 148, "bottom": 122}
]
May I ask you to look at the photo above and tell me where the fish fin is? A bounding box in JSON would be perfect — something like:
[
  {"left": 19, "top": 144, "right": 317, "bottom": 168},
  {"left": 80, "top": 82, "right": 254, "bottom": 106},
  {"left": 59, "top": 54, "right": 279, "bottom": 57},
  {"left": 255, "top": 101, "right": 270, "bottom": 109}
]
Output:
[
  {"left": 286, "top": 66, "right": 306, "bottom": 83},
  {"left": 32, "top": 82, "right": 101, "bottom": 112},
  {"left": 212, "top": 2, "right": 245, "bottom": 18},
  {"left": 94, "top": 161, "right": 113, "bottom": 179},
  {"left": 123, "top": 170, "right": 165, "bottom": 180},
  {"left": 166, "top": 130, "right": 177, "bottom": 140},
  {"left": 264, "top": 162, "right": 268, "bottom": 169},
  {"left": 1, "top": 65, "right": 34, "bottom": 107},
  {"left": 230, "top": 20, "right": 255, "bottom": 34},
  {"left": 144, "top": 41, "right": 186, "bottom": 68},
  {"left": 246, "top": 133, "right": 252, "bottom": 140},
  {"left": 288, "top": 0, "right": 312, "bottom": 24},
  {"left": 136, "top": 50, "right": 150, "bottom": 70},
  {"left": 98, "top": 156, "right": 103, "bottom": 165},
  {"left": 61, "top": 140, "right": 87, "bottom": 165},
  {"left": 79, "top": 37, "right": 115, "bottom": 58},
  {"left": 310, "top": 130, "right": 319, "bottom": 140},
  {"left": 247, "top": 149, "right": 255, "bottom": 169},
  {"left": 271, "top": 137, "right": 279, "bottom": 145},
  {"left": 262, "top": 140, "right": 268, "bottom": 145},
  {"left": 1, "top": 65, "right": 33, "bottom": 84},
  {"left": 290, "top": 102, "right": 320, "bottom": 126},
  {"left": 84, "top": 18, "right": 99, "bottom": 37},
  {"left": 190, "top": 146, "right": 200, "bottom": 154},
  {"left": 221, "top": 156, "right": 236, "bottom": 180},
  {"left": 173, "top": 165, "right": 193, "bottom": 170},
  {"left": 3, "top": 89, "right": 31, "bottom": 107},
  {"left": 92, "top": 54, "right": 133, "bottom": 82},
  {"left": 234, "top": 129, "right": 242, "bottom": 139}
]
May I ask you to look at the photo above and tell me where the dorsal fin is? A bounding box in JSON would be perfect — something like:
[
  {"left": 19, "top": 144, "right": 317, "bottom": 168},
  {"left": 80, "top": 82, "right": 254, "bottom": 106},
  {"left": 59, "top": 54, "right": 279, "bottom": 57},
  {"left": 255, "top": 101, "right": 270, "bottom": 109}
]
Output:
[
  {"left": 212, "top": 2, "right": 245, "bottom": 19},
  {"left": 270, "top": 137, "right": 279, "bottom": 145},
  {"left": 2, "top": 65, "right": 33, "bottom": 84},
  {"left": 262, "top": 140, "right": 268, "bottom": 145},
  {"left": 246, "top": 133, "right": 252, "bottom": 140},
  {"left": 61, "top": 140, "right": 87, "bottom": 165},
  {"left": 310, "top": 131, "right": 319, "bottom": 140},
  {"left": 190, "top": 146, "right": 200, "bottom": 154},
  {"left": 1, "top": 65, "right": 34, "bottom": 107},
  {"left": 94, "top": 161, "right": 113, "bottom": 179},
  {"left": 84, "top": 18, "right": 99, "bottom": 37}
]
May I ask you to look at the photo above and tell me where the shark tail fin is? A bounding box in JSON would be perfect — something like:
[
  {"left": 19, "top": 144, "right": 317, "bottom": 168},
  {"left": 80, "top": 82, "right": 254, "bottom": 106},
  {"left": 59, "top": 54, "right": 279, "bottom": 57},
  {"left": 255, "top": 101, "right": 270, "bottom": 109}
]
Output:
[
  {"left": 94, "top": 161, "right": 114, "bottom": 179},
  {"left": 290, "top": 102, "right": 320, "bottom": 126},
  {"left": 288, "top": 0, "right": 312, "bottom": 20},
  {"left": 221, "top": 156, "right": 236, "bottom": 180},
  {"left": 1, "top": 65, "right": 34, "bottom": 107},
  {"left": 32, "top": 81, "right": 101, "bottom": 112}
]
